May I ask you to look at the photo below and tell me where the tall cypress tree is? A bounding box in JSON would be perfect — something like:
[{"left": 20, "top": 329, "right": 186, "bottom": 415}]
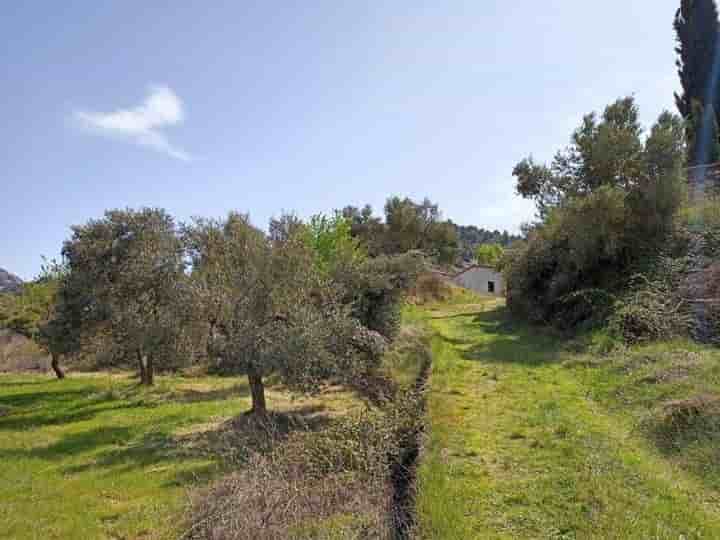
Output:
[{"left": 675, "top": 0, "right": 720, "bottom": 165}]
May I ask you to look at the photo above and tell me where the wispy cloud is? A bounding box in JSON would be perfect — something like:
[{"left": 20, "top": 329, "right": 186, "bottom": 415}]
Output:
[{"left": 74, "top": 85, "right": 191, "bottom": 161}]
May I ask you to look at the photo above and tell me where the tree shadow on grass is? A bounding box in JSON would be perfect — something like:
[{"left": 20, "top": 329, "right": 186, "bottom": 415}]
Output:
[
  {"left": 0, "top": 390, "right": 145, "bottom": 431},
  {"left": 166, "top": 383, "right": 251, "bottom": 403},
  {"left": 0, "top": 387, "right": 90, "bottom": 410},
  {"left": 0, "top": 379, "right": 57, "bottom": 387},
  {"left": 50, "top": 403, "right": 335, "bottom": 489},
  {"left": 0, "top": 425, "right": 137, "bottom": 461},
  {"left": 436, "top": 306, "right": 565, "bottom": 367}
]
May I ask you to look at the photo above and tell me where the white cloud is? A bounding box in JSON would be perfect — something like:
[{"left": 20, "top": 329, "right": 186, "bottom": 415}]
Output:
[{"left": 74, "top": 85, "right": 191, "bottom": 161}]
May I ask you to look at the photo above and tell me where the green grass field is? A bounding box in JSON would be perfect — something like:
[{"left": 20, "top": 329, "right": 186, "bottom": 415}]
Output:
[
  {"left": 414, "top": 297, "right": 720, "bottom": 539},
  {"left": 0, "top": 373, "right": 359, "bottom": 540},
  {"left": 6, "top": 296, "right": 720, "bottom": 539}
]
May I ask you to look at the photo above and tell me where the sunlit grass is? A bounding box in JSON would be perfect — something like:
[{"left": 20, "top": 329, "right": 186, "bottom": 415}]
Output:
[
  {"left": 415, "top": 298, "right": 720, "bottom": 539},
  {"left": 0, "top": 372, "right": 360, "bottom": 540}
]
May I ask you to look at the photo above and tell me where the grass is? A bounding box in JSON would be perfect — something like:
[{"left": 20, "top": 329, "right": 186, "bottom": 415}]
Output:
[
  {"left": 8, "top": 293, "right": 720, "bottom": 539},
  {"left": 0, "top": 372, "right": 360, "bottom": 540},
  {"left": 413, "top": 296, "right": 720, "bottom": 539}
]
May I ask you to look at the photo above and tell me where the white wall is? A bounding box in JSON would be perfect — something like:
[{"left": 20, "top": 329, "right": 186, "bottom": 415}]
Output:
[{"left": 453, "top": 266, "right": 504, "bottom": 296}]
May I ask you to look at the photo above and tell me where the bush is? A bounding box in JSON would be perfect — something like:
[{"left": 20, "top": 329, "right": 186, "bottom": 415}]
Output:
[
  {"left": 351, "top": 252, "right": 423, "bottom": 340},
  {"left": 409, "top": 273, "right": 453, "bottom": 305},
  {"left": 505, "top": 187, "right": 630, "bottom": 327},
  {"left": 186, "top": 399, "right": 423, "bottom": 540},
  {"left": 186, "top": 323, "right": 431, "bottom": 540},
  {"left": 609, "top": 258, "right": 692, "bottom": 344},
  {"left": 506, "top": 98, "right": 685, "bottom": 332}
]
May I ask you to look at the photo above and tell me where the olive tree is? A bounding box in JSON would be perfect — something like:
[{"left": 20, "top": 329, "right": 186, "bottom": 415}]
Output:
[
  {"left": 0, "top": 270, "right": 71, "bottom": 379},
  {"left": 186, "top": 213, "right": 359, "bottom": 416},
  {"left": 61, "top": 208, "right": 188, "bottom": 385}
]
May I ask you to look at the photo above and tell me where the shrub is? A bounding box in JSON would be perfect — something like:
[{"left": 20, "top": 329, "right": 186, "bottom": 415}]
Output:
[
  {"left": 609, "top": 258, "right": 692, "bottom": 344},
  {"left": 185, "top": 402, "right": 422, "bottom": 540},
  {"left": 351, "top": 252, "right": 423, "bottom": 340},
  {"left": 506, "top": 98, "right": 685, "bottom": 331},
  {"left": 505, "top": 187, "right": 630, "bottom": 327},
  {"left": 409, "top": 273, "right": 453, "bottom": 305}
]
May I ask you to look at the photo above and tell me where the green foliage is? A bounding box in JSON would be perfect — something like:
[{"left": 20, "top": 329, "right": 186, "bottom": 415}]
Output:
[
  {"left": 304, "top": 212, "right": 367, "bottom": 274},
  {"left": 514, "top": 97, "right": 658, "bottom": 219},
  {"left": 341, "top": 204, "right": 386, "bottom": 257},
  {"left": 474, "top": 243, "right": 504, "bottom": 267},
  {"left": 185, "top": 212, "right": 363, "bottom": 413},
  {"left": 0, "top": 279, "right": 57, "bottom": 339},
  {"left": 343, "top": 196, "right": 459, "bottom": 263},
  {"left": 188, "top": 321, "right": 430, "bottom": 540},
  {"left": 455, "top": 225, "right": 520, "bottom": 262},
  {"left": 505, "top": 186, "right": 629, "bottom": 326},
  {"left": 506, "top": 98, "right": 686, "bottom": 329},
  {"left": 59, "top": 208, "right": 193, "bottom": 382},
  {"left": 384, "top": 196, "right": 458, "bottom": 261},
  {"left": 409, "top": 273, "right": 454, "bottom": 305},
  {"left": 349, "top": 252, "right": 424, "bottom": 341}
]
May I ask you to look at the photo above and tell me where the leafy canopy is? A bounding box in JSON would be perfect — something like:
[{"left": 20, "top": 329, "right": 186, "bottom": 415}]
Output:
[
  {"left": 506, "top": 97, "right": 686, "bottom": 328},
  {"left": 475, "top": 244, "right": 504, "bottom": 267}
]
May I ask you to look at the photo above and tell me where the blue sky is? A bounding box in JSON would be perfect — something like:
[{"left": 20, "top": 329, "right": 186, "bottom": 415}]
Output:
[{"left": 3, "top": 1, "right": 680, "bottom": 280}]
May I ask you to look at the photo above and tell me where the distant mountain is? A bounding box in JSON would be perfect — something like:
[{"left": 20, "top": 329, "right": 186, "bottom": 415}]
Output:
[{"left": 0, "top": 269, "right": 23, "bottom": 294}]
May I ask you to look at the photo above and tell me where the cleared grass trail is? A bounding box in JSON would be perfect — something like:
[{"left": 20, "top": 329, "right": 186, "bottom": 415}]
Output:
[{"left": 414, "top": 299, "right": 720, "bottom": 540}]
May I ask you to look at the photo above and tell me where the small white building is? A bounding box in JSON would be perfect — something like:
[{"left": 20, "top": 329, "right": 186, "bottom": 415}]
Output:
[{"left": 452, "top": 265, "right": 504, "bottom": 296}]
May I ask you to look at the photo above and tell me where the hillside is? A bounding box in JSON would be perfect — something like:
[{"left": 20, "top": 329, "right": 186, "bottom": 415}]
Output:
[
  {"left": 411, "top": 296, "right": 720, "bottom": 539},
  {"left": 0, "top": 268, "right": 22, "bottom": 294}
]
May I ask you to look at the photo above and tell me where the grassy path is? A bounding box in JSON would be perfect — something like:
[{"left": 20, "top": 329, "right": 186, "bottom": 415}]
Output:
[{"left": 414, "top": 300, "right": 720, "bottom": 539}]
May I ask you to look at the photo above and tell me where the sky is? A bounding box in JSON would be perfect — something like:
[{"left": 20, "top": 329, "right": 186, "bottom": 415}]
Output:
[{"left": 2, "top": 1, "right": 681, "bottom": 280}]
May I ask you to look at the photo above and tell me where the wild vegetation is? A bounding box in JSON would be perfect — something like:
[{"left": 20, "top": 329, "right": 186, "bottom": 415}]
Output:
[
  {"left": 505, "top": 97, "right": 687, "bottom": 331},
  {"left": 8, "top": 2, "right": 720, "bottom": 539},
  {"left": 0, "top": 196, "right": 443, "bottom": 539}
]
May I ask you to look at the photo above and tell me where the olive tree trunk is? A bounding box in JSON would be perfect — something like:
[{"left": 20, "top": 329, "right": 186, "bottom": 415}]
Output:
[
  {"left": 50, "top": 353, "right": 65, "bottom": 380},
  {"left": 145, "top": 355, "right": 155, "bottom": 386},
  {"left": 136, "top": 350, "right": 155, "bottom": 386},
  {"left": 247, "top": 367, "right": 267, "bottom": 416}
]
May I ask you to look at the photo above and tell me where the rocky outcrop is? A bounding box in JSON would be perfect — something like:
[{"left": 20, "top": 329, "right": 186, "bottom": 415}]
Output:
[{"left": 0, "top": 268, "right": 23, "bottom": 294}]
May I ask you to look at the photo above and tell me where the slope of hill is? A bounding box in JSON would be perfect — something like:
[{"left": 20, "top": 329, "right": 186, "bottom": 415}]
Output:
[{"left": 0, "top": 268, "right": 23, "bottom": 293}]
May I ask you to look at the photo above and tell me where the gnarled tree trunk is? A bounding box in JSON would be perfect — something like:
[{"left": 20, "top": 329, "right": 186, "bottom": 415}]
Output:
[
  {"left": 50, "top": 353, "right": 65, "bottom": 380},
  {"left": 247, "top": 367, "right": 267, "bottom": 416}
]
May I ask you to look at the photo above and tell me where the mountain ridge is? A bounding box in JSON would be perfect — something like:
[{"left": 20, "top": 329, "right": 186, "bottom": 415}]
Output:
[{"left": 0, "top": 268, "right": 23, "bottom": 293}]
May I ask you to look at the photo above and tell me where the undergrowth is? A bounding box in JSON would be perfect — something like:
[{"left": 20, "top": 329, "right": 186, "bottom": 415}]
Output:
[{"left": 185, "top": 319, "right": 432, "bottom": 540}]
